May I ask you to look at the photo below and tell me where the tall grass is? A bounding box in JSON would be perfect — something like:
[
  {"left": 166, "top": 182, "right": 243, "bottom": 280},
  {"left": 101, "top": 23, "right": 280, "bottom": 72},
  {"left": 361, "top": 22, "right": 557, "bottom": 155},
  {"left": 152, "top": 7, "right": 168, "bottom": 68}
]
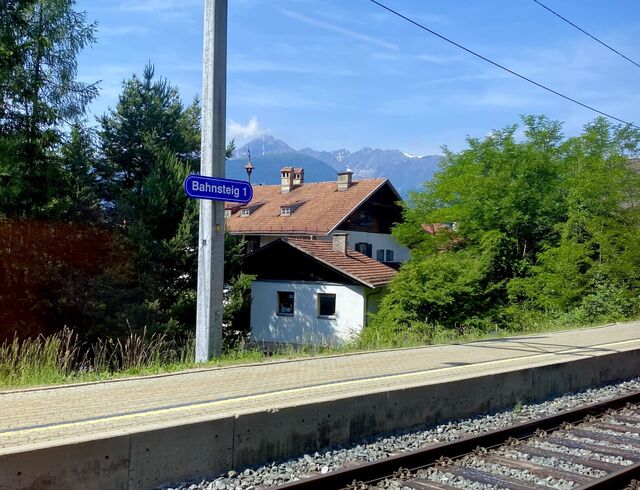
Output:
[
  {"left": 2, "top": 314, "right": 631, "bottom": 389},
  {"left": 0, "top": 328, "right": 196, "bottom": 388},
  {"left": 0, "top": 328, "right": 84, "bottom": 387}
]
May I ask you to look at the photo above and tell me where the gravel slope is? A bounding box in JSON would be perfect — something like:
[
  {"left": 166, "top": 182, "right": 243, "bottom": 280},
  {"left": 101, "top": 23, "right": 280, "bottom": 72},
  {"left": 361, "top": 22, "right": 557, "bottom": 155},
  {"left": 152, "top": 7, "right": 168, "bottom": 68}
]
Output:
[{"left": 163, "top": 377, "right": 640, "bottom": 490}]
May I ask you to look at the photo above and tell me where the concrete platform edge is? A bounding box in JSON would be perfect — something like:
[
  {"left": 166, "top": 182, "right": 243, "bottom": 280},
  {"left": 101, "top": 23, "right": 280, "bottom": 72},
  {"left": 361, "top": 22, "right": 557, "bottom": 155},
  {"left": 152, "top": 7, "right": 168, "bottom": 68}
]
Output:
[{"left": 2, "top": 348, "right": 639, "bottom": 490}]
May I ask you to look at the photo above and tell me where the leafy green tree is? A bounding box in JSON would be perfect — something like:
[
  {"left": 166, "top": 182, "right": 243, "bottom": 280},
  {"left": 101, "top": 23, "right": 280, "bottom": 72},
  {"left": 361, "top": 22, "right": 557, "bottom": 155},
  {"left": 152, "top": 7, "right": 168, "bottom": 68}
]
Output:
[
  {"left": 371, "top": 116, "right": 640, "bottom": 341},
  {"left": 509, "top": 118, "right": 640, "bottom": 320},
  {"left": 0, "top": 0, "right": 98, "bottom": 218}
]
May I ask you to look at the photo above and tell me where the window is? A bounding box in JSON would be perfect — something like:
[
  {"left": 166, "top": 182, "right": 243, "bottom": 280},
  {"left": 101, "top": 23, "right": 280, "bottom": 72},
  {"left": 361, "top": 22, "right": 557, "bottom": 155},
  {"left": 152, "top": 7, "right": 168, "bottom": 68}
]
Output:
[
  {"left": 240, "top": 208, "right": 250, "bottom": 217},
  {"left": 318, "top": 293, "right": 336, "bottom": 317},
  {"left": 224, "top": 209, "right": 231, "bottom": 218},
  {"left": 358, "top": 210, "right": 372, "bottom": 226},
  {"left": 385, "top": 249, "right": 394, "bottom": 262},
  {"left": 355, "top": 242, "right": 372, "bottom": 257},
  {"left": 281, "top": 207, "right": 291, "bottom": 216},
  {"left": 376, "top": 249, "right": 385, "bottom": 261},
  {"left": 277, "top": 291, "right": 295, "bottom": 315},
  {"left": 245, "top": 236, "right": 260, "bottom": 253}
]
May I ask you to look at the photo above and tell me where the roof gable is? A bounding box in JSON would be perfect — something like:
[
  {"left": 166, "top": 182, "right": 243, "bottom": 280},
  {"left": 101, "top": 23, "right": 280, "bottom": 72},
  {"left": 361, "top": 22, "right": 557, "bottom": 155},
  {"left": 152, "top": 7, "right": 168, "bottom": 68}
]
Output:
[
  {"left": 226, "top": 178, "right": 397, "bottom": 236},
  {"left": 242, "top": 238, "right": 397, "bottom": 288}
]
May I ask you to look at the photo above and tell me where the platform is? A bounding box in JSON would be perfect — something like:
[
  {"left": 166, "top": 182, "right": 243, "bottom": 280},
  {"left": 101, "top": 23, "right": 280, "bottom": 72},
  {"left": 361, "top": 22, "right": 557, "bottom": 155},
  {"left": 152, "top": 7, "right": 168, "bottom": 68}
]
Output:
[{"left": 1, "top": 322, "right": 639, "bottom": 489}]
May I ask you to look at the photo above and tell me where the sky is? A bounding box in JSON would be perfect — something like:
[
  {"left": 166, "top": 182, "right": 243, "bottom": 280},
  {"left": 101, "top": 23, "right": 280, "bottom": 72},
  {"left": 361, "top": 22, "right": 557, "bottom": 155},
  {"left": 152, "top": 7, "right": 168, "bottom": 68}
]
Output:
[{"left": 75, "top": 0, "right": 640, "bottom": 156}]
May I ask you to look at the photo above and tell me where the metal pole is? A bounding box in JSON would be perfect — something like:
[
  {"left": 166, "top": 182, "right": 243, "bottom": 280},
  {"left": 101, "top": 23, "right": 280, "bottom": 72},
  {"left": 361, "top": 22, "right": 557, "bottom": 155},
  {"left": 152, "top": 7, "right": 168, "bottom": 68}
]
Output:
[{"left": 196, "top": 0, "right": 227, "bottom": 361}]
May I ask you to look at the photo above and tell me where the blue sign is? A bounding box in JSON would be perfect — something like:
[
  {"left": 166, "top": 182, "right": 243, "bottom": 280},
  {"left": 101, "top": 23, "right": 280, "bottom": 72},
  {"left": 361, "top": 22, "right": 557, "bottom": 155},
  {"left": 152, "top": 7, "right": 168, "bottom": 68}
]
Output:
[{"left": 184, "top": 175, "right": 253, "bottom": 204}]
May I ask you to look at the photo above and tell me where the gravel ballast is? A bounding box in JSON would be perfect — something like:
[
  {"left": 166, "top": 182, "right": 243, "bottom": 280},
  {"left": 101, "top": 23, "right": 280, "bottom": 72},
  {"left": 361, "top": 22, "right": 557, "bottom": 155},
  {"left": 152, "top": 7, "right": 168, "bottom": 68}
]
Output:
[{"left": 162, "top": 377, "right": 640, "bottom": 490}]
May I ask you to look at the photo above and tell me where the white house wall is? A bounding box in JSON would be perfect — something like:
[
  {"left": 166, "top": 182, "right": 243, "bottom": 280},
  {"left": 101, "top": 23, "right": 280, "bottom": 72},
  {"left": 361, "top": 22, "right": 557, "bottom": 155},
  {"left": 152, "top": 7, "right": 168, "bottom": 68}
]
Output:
[
  {"left": 250, "top": 280, "right": 366, "bottom": 345},
  {"left": 334, "top": 231, "right": 410, "bottom": 263},
  {"left": 259, "top": 235, "right": 279, "bottom": 248}
]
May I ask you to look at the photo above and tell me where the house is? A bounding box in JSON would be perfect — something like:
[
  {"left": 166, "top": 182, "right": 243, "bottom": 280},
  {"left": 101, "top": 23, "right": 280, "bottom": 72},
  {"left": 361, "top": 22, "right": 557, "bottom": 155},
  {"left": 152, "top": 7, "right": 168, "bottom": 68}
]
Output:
[
  {"left": 241, "top": 234, "right": 397, "bottom": 346},
  {"left": 225, "top": 167, "right": 409, "bottom": 265}
]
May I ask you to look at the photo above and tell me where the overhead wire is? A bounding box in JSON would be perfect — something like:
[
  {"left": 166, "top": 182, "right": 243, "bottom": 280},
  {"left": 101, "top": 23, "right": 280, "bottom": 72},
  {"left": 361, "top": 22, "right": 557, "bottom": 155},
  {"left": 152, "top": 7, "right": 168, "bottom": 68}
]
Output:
[
  {"left": 367, "top": 0, "right": 638, "bottom": 129},
  {"left": 532, "top": 0, "right": 640, "bottom": 70}
]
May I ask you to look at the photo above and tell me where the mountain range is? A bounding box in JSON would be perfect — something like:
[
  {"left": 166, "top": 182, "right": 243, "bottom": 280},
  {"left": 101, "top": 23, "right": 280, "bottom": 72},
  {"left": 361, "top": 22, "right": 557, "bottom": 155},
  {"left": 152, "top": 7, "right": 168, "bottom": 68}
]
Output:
[{"left": 226, "top": 136, "right": 442, "bottom": 197}]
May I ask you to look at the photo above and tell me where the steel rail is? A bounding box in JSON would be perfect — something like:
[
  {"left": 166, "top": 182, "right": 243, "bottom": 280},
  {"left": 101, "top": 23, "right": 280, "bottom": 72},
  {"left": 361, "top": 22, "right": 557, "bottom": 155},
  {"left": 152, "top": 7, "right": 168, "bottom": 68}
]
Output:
[
  {"left": 578, "top": 461, "right": 640, "bottom": 489},
  {"left": 279, "top": 390, "right": 640, "bottom": 490}
]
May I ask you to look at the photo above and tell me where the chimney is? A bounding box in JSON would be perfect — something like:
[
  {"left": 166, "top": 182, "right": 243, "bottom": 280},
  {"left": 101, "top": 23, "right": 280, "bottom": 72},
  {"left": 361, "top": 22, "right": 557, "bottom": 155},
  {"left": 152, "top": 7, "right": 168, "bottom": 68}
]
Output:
[
  {"left": 337, "top": 171, "right": 353, "bottom": 191},
  {"left": 292, "top": 167, "right": 304, "bottom": 186},
  {"left": 281, "top": 167, "right": 293, "bottom": 193},
  {"left": 332, "top": 232, "right": 348, "bottom": 254}
]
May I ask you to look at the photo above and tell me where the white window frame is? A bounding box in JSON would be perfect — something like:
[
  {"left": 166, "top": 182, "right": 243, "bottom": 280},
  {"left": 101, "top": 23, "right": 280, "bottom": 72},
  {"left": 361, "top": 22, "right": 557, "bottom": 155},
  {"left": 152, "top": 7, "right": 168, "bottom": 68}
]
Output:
[
  {"left": 317, "top": 293, "right": 336, "bottom": 318},
  {"left": 277, "top": 291, "right": 295, "bottom": 316}
]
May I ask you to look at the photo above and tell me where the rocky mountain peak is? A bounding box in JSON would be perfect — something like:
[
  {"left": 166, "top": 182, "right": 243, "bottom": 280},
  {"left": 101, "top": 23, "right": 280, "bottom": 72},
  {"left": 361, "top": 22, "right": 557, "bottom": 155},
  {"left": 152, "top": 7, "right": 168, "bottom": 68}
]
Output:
[{"left": 230, "top": 136, "right": 442, "bottom": 196}]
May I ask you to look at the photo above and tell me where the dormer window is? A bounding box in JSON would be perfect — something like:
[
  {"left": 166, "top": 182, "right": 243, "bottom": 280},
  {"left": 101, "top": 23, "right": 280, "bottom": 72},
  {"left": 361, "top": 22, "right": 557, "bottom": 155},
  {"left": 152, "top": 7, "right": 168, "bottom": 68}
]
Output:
[
  {"left": 237, "top": 200, "right": 266, "bottom": 217},
  {"left": 279, "top": 200, "right": 305, "bottom": 217},
  {"left": 225, "top": 203, "right": 243, "bottom": 217}
]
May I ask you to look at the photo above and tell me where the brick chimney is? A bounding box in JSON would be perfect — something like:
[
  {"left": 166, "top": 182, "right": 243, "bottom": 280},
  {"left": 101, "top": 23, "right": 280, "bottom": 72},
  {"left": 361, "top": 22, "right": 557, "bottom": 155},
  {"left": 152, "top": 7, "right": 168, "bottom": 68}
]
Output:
[
  {"left": 337, "top": 171, "right": 353, "bottom": 191},
  {"left": 292, "top": 167, "right": 304, "bottom": 186},
  {"left": 281, "top": 167, "right": 294, "bottom": 193},
  {"left": 332, "top": 232, "right": 348, "bottom": 254}
]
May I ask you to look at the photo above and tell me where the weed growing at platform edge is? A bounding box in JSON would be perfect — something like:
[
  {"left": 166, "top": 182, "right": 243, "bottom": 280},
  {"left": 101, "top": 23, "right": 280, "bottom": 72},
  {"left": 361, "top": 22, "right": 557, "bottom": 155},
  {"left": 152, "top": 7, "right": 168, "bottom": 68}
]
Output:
[
  {"left": 0, "top": 328, "right": 337, "bottom": 389},
  {"left": 0, "top": 317, "right": 634, "bottom": 389},
  {"left": 0, "top": 328, "right": 198, "bottom": 388}
]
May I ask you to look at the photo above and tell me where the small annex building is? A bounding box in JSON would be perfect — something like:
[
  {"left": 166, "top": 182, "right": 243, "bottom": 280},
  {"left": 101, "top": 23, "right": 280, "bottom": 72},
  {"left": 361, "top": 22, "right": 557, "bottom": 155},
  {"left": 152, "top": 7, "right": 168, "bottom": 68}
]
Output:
[{"left": 241, "top": 235, "right": 397, "bottom": 346}]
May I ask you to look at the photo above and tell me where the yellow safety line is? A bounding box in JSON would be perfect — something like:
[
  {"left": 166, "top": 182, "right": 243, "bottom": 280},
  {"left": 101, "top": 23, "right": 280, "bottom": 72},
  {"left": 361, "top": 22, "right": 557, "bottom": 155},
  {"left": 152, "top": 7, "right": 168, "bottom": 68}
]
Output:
[{"left": 3, "top": 338, "right": 639, "bottom": 439}]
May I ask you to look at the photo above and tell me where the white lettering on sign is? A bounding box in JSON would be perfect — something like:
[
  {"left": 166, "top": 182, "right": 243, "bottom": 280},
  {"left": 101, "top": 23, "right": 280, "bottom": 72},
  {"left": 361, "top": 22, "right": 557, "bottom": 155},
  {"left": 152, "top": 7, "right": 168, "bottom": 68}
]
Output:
[{"left": 192, "top": 180, "right": 240, "bottom": 199}]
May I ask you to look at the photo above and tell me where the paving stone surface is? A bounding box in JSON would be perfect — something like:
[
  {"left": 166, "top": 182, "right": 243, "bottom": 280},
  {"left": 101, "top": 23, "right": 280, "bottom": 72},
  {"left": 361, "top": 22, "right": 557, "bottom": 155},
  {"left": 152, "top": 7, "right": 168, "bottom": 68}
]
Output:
[{"left": 1, "top": 322, "right": 639, "bottom": 455}]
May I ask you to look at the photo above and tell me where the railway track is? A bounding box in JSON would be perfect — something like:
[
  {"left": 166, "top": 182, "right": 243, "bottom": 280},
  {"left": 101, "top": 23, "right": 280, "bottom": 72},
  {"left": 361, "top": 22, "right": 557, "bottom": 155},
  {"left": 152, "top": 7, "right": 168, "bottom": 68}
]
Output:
[{"left": 279, "top": 391, "right": 640, "bottom": 490}]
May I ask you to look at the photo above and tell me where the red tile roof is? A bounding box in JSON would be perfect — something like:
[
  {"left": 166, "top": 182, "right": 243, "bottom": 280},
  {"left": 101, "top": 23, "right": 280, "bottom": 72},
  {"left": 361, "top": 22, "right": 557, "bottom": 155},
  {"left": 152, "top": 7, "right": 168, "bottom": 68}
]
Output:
[
  {"left": 226, "top": 179, "right": 390, "bottom": 235},
  {"left": 284, "top": 237, "right": 397, "bottom": 288},
  {"left": 421, "top": 223, "right": 451, "bottom": 235}
]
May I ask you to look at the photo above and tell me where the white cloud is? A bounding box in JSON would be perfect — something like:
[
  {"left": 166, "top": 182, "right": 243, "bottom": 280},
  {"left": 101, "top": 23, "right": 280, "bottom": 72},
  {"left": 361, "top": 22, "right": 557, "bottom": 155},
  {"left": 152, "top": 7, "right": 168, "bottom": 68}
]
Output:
[
  {"left": 281, "top": 9, "right": 399, "bottom": 51},
  {"left": 370, "top": 52, "right": 401, "bottom": 62},
  {"left": 106, "top": 0, "right": 201, "bottom": 23},
  {"left": 228, "top": 116, "right": 266, "bottom": 140},
  {"left": 418, "top": 54, "right": 459, "bottom": 65},
  {"left": 97, "top": 25, "right": 149, "bottom": 38},
  {"left": 114, "top": 0, "right": 200, "bottom": 12},
  {"left": 228, "top": 55, "right": 354, "bottom": 76}
]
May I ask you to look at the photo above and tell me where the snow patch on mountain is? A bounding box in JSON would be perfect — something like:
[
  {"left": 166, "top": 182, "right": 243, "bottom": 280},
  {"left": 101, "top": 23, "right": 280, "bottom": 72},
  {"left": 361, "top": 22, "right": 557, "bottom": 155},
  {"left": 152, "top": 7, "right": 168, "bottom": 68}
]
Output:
[
  {"left": 237, "top": 135, "right": 442, "bottom": 196},
  {"left": 402, "top": 152, "right": 423, "bottom": 159}
]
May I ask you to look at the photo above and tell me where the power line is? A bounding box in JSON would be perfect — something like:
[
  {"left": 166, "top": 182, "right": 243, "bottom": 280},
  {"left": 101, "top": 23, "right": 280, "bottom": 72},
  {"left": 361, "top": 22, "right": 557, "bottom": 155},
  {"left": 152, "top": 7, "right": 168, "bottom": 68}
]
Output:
[
  {"left": 532, "top": 0, "right": 640, "bottom": 70},
  {"left": 367, "top": 0, "right": 637, "bottom": 129}
]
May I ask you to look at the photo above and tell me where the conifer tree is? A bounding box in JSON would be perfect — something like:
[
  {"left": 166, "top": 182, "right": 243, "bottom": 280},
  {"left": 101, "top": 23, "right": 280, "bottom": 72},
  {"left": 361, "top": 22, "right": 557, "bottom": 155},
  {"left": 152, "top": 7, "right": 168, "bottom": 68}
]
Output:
[{"left": 0, "top": 0, "right": 98, "bottom": 218}]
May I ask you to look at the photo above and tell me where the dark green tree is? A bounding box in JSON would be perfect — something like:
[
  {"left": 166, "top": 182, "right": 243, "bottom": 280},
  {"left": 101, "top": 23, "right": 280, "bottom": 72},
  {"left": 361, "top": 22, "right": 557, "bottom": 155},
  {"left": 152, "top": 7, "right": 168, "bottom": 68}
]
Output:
[
  {"left": 97, "top": 63, "right": 200, "bottom": 210},
  {"left": 0, "top": 0, "right": 98, "bottom": 218},
  {"left": 58, "top": 123, "right": 101, "bottom": 222},
  {"left": 95, "top": 65, "right": 242, "bottom": 337}
]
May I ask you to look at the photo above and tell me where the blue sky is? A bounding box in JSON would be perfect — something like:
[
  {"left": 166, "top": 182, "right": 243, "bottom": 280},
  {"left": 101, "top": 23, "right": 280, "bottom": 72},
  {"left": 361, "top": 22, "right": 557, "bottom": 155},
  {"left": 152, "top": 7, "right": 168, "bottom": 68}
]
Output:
[{"left": 75, "top": 0, "right": 640, "bottom": 155}]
